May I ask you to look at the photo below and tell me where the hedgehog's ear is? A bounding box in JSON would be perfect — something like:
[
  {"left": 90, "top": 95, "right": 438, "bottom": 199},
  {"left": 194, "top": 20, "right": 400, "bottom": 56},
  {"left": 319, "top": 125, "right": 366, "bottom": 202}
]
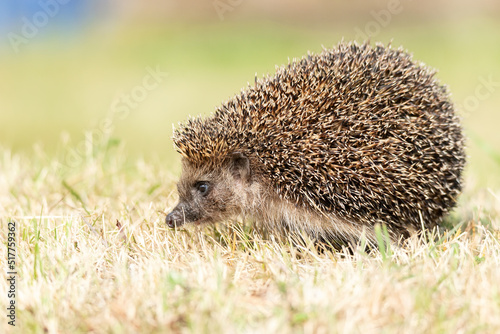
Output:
[{"left": 230, "top": 152, "right": 250, "bottom": 182}]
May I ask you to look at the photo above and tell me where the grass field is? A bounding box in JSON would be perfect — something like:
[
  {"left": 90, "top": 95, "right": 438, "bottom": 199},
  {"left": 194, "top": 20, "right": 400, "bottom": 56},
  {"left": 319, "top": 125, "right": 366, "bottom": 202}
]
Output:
[
  {"left": 1, "top": 141, "right": 500, "bottom": 333},
  {"left": 1, "top": 16, "right": 500, "bottom": 334}
]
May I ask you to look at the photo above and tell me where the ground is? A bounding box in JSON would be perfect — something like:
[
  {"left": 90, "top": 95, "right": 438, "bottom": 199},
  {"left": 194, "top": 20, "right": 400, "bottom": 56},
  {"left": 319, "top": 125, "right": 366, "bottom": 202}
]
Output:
[{"left": 1, "top": 142, "right": 499, "bottom": 333}]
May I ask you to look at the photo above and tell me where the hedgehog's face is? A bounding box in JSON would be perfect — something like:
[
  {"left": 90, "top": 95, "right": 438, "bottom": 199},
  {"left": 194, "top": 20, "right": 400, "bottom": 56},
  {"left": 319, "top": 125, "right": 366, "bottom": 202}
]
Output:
[{"left": 166, "top": 152, "right": 251, "bottom": 228}]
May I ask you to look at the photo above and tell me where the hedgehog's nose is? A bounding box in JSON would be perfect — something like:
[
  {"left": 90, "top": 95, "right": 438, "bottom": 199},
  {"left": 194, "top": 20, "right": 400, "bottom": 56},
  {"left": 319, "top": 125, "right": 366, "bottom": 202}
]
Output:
[
  {"left": 166, "top": 211, "right": 182, "bottom": 228},
  {"left": 166, "top": 212, "right": 176, "bottom": 228}
]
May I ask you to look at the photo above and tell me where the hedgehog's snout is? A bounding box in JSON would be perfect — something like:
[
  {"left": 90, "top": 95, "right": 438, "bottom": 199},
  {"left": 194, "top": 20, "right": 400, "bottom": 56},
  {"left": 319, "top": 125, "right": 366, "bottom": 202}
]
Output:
[{"left": 166, "top": 208, "right": 184, "bottom": 228}]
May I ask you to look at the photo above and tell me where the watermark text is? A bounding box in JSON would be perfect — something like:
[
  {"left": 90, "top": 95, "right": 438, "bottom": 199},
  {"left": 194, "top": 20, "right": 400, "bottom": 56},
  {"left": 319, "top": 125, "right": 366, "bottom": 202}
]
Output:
[{"left": 6, "top": 220, "right": 17, "bottom": 326}]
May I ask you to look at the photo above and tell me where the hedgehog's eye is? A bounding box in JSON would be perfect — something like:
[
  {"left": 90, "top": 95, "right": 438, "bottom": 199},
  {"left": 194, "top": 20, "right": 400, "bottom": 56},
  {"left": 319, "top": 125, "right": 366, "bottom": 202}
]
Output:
[{"left": 195, "top": 181, "right": 210, "bottom": 196}]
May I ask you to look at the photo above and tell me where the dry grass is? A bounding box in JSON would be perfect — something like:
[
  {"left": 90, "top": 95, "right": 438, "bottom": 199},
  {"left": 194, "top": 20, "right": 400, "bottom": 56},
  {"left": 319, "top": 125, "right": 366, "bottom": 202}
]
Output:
[{"left": 1, "top": 142, "right": 500, "bottom": 334}]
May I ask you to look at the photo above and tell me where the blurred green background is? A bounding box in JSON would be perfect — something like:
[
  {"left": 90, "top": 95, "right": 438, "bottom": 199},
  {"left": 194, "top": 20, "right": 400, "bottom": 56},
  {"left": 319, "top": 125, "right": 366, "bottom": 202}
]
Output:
[{"left": 1, "top": 0, "right": 500, "bottom": 186}]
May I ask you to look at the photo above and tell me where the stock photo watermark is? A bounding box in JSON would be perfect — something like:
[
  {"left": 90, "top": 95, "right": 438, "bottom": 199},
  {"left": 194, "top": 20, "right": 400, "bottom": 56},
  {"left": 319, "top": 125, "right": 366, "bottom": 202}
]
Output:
[
  {"left": 6, "top": 220, "right": 17, "bottom": 327},
  {"left": 7, "top": 0, "right": 74, "bottom": 53},
  {"left": 213, "top": 0, "right": 244, "bottom": 20},
  {"left": 354, "top": 0, "right": 412, "bottom": 41},
  {"left": 111, "top": 66, "right": 168, "bottom": 120},
  {"left": 57, "top": 65, "right": 168, "bottom": 170},
  {"left": 457, "top": 75, "right": 499, "bottom": 118},
  {"left": 212, "top": 0, "right": 412, "bottom": 38}
]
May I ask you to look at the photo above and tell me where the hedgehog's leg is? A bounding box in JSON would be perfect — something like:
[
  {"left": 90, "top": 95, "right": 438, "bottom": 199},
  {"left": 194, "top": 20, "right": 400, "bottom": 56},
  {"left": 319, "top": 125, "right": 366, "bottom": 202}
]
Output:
[
  {"left": 312, "top": 218, "right": 387, "bottom": 253},
  {"left": 275, "top": 217, "right": 354, "bottom": 252}
]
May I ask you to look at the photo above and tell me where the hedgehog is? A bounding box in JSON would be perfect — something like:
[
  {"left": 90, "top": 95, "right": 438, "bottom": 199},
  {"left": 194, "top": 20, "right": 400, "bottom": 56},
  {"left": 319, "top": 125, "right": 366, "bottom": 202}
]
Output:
[{"left": 166, "top": 41, "right": 465, "bottom": 246}]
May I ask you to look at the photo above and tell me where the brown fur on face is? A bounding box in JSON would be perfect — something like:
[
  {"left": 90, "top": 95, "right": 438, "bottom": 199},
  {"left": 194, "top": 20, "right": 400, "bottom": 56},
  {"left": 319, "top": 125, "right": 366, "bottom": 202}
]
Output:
[{"left": 166, "top": 153, "right": 258, "bottom": 227}]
